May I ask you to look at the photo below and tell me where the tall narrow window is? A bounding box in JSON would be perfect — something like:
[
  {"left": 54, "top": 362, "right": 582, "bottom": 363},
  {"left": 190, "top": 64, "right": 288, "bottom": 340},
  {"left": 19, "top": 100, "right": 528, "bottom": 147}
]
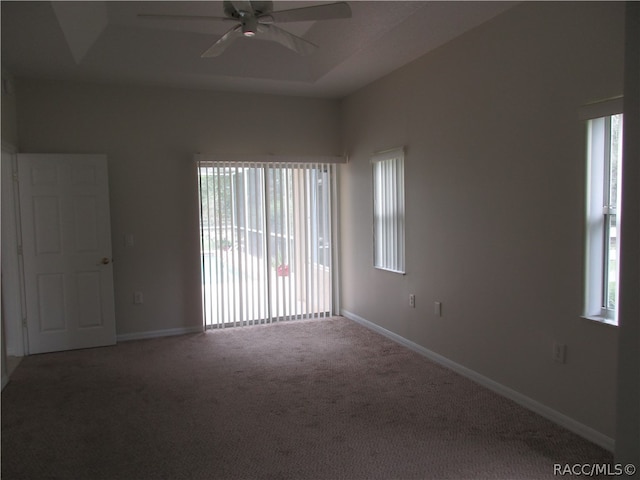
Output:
[
  {"left": 197, "top": 162, "right": 335, "bottom": 328},
  {"left": 584, "top": 105, "right": 623, "bottom": 324},
  {"left": 372, "top": 147, "right": 405, "bottom": 274}
]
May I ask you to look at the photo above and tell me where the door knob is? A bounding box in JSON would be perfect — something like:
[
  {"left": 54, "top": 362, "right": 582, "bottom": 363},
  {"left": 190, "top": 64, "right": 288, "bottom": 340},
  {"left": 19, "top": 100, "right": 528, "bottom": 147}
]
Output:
[{"left": 98, "top": 257, "right": 111, "bottom": 265}]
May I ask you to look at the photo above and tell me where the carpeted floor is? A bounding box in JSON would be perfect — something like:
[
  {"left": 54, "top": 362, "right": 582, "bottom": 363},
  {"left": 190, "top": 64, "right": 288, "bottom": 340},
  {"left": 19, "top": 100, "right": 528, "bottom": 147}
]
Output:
[{"left": 2, "top": 316, "right": 612, "bottom": 479}]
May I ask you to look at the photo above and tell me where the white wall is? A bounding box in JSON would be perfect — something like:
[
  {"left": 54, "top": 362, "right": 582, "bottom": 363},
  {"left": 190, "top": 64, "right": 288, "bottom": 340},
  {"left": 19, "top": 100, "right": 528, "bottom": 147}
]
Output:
[
  {"left": 616, "top": 2, "right": 640, "bottom": 469},
  {"left": 339, "top": 2, "right": 624, "bottom": 440},
  {"left": 15, "top": 80, "right": 341, "bottom": 336}
]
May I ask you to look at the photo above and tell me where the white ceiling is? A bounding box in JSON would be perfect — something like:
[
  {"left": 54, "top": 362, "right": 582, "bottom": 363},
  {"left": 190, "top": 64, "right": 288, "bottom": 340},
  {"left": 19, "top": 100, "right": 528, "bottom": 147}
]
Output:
[{"left": 1, "top": 1, "right": 516, "bottom": 99}]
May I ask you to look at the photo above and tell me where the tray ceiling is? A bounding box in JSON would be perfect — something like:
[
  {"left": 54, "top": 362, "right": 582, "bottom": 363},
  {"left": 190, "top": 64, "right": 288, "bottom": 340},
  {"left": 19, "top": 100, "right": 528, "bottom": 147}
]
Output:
[{"left": 1, "top": 1, "right": 516, "bottom": 98}]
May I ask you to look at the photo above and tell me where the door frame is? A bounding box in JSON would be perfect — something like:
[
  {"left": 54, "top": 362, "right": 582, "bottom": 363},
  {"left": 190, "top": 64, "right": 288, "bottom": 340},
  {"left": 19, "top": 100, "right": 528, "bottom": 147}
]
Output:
[{"left": 1, "top": 141, "right": 27, "bottom": 357}]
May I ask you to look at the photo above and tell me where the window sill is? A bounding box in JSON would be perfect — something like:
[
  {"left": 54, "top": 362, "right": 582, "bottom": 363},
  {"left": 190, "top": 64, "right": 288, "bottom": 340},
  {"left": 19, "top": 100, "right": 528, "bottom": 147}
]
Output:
[
  {"left": 581, "top": 315, "right": 618, "bottom": 327},
  {"left": 374, "top": 266, "right": 406, "bottom": 275}
]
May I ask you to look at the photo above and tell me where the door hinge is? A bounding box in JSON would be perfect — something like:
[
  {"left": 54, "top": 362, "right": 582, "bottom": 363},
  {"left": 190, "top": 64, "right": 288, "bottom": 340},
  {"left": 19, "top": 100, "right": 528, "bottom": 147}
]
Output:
[
  {"left": 22, "top": 318, "right": 27, "bottom": 328},
  {"left": 12, "top": 172, "right": 19, "bottom": 183},
  {"left": 17, "top": 245, "right": 23, "bottom": 256}
]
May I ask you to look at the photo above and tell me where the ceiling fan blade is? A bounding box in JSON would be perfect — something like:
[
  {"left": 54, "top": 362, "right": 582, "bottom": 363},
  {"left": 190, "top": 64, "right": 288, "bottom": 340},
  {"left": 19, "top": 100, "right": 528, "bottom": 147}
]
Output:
[
  {"left": 137, "top": 13, "right": 231, "bottom": 22},
  {"left": 257, "top": 24, "right": 317, "bottom": 55},
  {"left": 269, "top": 2, "right": 351, "bottom": 23},
  {"left": 201, "top": 25, "right": 243, "bottom": 57}
]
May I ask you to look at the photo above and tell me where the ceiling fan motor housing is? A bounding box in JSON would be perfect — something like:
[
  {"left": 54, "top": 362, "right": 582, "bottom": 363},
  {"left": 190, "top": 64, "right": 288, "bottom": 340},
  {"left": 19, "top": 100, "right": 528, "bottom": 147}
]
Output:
[
  {"left": 223, "top": 1, "right": 272, "bottom": 37},
  {"left": 242, "top": 16, "right": 259, "bottom": 36},
  {"left": 223, "top": 1, "right": 273, "bottom": 19}
]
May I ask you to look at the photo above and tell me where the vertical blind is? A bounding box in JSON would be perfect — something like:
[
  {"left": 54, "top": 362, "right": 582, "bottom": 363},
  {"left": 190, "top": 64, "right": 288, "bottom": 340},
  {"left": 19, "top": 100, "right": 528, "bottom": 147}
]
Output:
[
  {"left": 197, "top": 161, "right": 335, "bottom": 328},
  {"left": 372, "top": 147, "right": 405, "bottom": 274}
]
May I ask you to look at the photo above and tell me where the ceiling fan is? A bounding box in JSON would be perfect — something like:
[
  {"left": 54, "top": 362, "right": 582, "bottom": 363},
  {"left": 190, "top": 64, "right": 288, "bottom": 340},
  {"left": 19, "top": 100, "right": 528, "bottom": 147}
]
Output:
[{"left": 138, "top": 1, "right": 352, "bottom": 57}]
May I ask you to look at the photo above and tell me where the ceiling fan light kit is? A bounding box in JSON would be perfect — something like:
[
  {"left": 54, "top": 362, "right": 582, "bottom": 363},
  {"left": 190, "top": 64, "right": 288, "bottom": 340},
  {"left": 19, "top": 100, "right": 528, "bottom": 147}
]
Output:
[
  {"left": 138, "top": 1, "right": 352, "bottom": 57},
  {"left": 241, "top": 15, "right": 258, "bottom": 37}
]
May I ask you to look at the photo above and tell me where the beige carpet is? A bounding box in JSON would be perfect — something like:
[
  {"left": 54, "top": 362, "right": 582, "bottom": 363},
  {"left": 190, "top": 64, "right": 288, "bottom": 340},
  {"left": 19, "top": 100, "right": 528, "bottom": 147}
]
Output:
[{"left": 2, "top": 317, "right": 611, "bottom": 479}]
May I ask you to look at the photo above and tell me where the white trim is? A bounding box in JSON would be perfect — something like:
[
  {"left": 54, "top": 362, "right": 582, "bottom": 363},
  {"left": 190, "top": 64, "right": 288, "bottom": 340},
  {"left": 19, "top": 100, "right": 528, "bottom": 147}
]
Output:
[
  {"left": 116, "top": 326, "right": 203, "bottom": 342},
  {"left": 580, "top": 315, "right": 618, "bottom": 327},
  {"left": 1, "top": 143, "right": 27, "bottom": 357},
  {"left": 1, "top": 374, "right": 9, "bottom": 391},
  {"left": 584, "top": 116, "right": 607, "bottom": 319},
  {"left": 372, "top": 149, "right": 405, "bottom": 274},
  {"left": 578, "top": 97, "right": 623, "bottom": 120},
  {"left": 341, "top": 309, "right": 615, "bottom": 452},
  {"left": 375, "top": 267, "right": 406, "bottom": 275},
  {"left": 583, "top": 113, "right": 623, "bottom": 325},
  {"left": 194, "top": 153, "right": 346, "bottom": 164},
  {"left": 371, "top": 146, "right": 404, "bottom": 164}
]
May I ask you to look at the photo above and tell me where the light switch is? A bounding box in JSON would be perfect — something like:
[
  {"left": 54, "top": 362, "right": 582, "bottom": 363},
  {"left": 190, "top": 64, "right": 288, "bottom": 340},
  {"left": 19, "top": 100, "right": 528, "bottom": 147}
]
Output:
[{"left": 124, "top": 233, "right": 134, "bottom": 248}]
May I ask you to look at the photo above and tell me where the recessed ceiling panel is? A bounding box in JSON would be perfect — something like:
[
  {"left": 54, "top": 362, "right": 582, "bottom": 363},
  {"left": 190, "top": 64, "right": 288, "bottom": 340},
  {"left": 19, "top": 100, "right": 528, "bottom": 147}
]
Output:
[{"left": 1, "top": 1, "right": 517, "bottom": 98}]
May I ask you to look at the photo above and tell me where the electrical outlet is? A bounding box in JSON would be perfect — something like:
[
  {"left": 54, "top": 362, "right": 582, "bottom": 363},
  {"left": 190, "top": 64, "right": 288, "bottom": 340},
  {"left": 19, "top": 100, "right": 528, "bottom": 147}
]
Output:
[
  {"left": 409, "top": 294, "right": 416, "bottom": 308},
  {"left": 134, "top": 291, "right": 144, "bottom": 305},
  {"left": 553, "top": 343, "right": 567, "bottom": 364}
]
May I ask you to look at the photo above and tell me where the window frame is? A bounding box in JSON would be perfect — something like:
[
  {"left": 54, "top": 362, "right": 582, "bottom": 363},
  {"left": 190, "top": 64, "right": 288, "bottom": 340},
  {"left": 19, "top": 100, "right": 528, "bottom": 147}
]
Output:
[
  {"left": 372, "top": 147, "right": 405, "bottom": 274},
  {"left": 197, "top": 161, "right": 337, "bottom": 327},
  {"left": 582, "top": 99, "right": 623, "bottom": 325}
]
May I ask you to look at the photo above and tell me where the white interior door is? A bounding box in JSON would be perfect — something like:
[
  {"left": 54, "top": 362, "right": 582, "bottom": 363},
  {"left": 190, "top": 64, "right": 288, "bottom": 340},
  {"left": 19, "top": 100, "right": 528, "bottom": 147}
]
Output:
[{"left": 18, "top": 154, "right": 116, "bottom": 354}]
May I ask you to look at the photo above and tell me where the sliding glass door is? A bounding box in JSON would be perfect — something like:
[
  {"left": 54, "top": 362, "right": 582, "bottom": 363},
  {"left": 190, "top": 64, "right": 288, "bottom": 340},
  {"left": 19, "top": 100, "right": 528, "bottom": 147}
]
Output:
[{"left": 198, "top": 162, "right": 334, "bottom": 328}]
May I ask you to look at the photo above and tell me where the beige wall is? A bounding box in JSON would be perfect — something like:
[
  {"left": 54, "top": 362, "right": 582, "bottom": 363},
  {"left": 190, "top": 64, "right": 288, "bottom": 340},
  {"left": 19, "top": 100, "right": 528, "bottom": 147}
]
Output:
[
  {"left": 15, "top": 80, "right": 341, "bottom": 336},
  {"left": 1, "top": 70, "right": 18, "bottom": 146},
  {"left": 1, "top": 70, "right": 19, "bottom": 388},
  {"left": 616, "top": 2, "right": 640, "bottom": 467},
  {"left": 339, "top": 2, "right": 624, "bottom": 439},
  {"left": 9, "top": 0, "right": 629, "bottom": 447}
]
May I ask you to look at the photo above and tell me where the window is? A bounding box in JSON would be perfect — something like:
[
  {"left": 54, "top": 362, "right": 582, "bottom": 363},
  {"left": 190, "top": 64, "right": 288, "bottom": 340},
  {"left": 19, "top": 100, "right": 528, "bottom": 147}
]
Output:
[
  {"left": 372, "top": 147, "right": 405, "bottom": 274},
  {"left": 584, "top": 102, "right": 623, "bottom": 324},
  {"left": 197, "top": 161, "right": 335, "bottom": 328},
  {"left": 310, "top": 167, "right": 331, "bottom": 268}
]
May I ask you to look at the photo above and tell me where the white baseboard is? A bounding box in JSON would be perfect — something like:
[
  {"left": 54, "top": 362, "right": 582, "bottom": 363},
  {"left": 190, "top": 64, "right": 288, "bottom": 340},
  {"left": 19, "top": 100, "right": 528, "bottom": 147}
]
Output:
[
  {"left": 1, "top": 374, "right": 9, "bottom": 391},
  {"left": 341, "top": 309, "right": 615, "bottom": 452},
  {"left": 116, "top": 326, "right": 203, "bottom": 343}
]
